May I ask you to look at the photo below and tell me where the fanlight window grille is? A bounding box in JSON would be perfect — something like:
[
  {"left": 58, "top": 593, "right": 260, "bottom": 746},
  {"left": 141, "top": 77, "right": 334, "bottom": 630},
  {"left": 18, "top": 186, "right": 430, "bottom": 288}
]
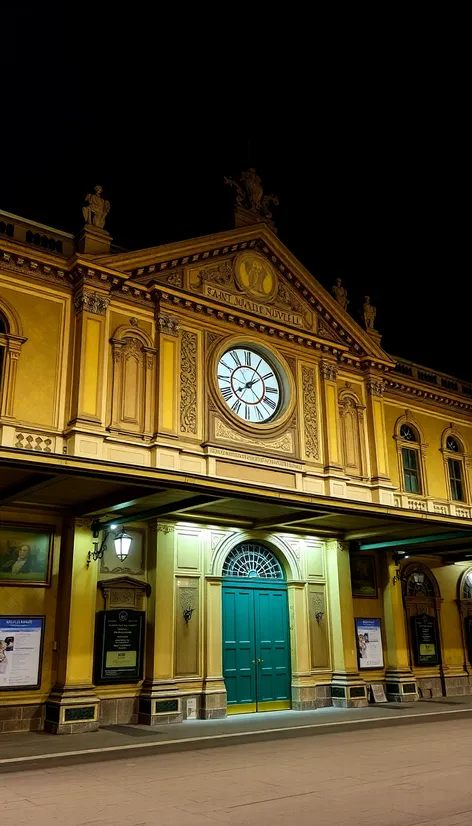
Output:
[
  {"left": 463, "top": 572, "right": 472, "bottom": 599},
  {"left": 222, "top": 543, "right": 284, "bottom": 579},
  {"left": 406, "top": 570, "right": 434, "bottom": 597}
]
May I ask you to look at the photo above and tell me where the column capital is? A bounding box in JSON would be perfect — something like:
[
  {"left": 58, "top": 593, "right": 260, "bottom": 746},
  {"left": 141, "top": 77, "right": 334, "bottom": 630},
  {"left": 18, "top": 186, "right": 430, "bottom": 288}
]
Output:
[{"left": 320, "top": 359, "right": 338, "bottom": 382}]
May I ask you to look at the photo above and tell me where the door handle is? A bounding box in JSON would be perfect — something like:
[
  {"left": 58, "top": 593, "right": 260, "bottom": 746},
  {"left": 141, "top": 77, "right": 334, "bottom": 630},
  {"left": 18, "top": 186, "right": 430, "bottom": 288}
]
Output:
[
  {"left": 252, "top": 660, "right": 255, "bottom": 663},
  {"left": 258, "top": 658, "right": 264, "bottom": 663}
]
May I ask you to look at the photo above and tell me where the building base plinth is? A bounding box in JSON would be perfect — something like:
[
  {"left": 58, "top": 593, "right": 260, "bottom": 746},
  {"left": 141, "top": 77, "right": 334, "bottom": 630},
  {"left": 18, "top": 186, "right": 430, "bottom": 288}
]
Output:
[
  {"left": 330, "top": 672, "right": 368, "bottom": 708},
  {"left": 138, "top": 683, "right": 183, "bottom": 725},
  {"left": 45, "top": 685, "right": 100, "bottom": 734},
  {"left": 384, "top": 670, "right": 418, "bottom": 703}
]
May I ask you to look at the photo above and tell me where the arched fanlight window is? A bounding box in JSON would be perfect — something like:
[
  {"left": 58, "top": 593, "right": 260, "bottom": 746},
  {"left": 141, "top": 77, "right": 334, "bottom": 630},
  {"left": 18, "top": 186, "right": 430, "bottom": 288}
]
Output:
[
  {"left": 395, "top": 419, "right": 425, "bottom": 495},
  {"left": 222, "top": 542, "right": 284, "bottom": 579},
  {"left": 441, "top": 429, "right": 469, "bottom": 504},
  {"left": 405, "top": 569, "right": 435, "bottom": 597},
  {"left": 462, "top": 569, "right": 472, "bottom": 599}
]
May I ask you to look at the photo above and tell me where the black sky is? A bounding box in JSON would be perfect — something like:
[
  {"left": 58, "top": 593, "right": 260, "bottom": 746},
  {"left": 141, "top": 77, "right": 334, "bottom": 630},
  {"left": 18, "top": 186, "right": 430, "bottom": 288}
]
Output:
[{"left": 2, "top": 6, "right": 469, "bottom": 380}]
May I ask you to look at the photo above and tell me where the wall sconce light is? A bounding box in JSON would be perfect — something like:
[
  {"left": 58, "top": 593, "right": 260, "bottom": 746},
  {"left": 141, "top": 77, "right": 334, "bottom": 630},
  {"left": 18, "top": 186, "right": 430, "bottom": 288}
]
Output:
[
  {"left": 392, "top": 551, "right": 409, "bottom": 585},
  {"left": 87, "top": 520, "right": 132, "bottom": 568},
  {"left": 310, "top": 592, "right": 325, "bottom": 624}
]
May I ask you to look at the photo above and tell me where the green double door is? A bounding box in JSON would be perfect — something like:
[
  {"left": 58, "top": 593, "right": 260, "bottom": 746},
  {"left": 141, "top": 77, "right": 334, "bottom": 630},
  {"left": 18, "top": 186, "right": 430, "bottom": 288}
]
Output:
[{"left": 222, "top": 580, "right": 291, "bottom": 714}]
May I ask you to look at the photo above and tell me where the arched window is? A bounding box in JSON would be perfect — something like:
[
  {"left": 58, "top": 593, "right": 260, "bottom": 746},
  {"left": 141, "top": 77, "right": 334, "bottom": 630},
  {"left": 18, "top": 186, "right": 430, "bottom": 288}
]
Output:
[
  {"left": 441, "top": 428, "right": 469, "bottom": 504},
  {"left": 400, "top": 423, "right": 421, "bottom": 493},
  {"left": 222, "top": 543, "right": 284, "bottom": 579},
  {"left": 405, "top": 569, "right": 435, "bottom": 597},
  {"left": 0, "top": 312, "right": 6, "bottom": 398},
  {"left": 338, "top": 390, "right": 366, "bottom": 478},
  {"left": 0, "top": 300, "right": 26, "bottom": 420},
  {"left": 109, "top": 325, "right": 157, "bottom": 436},
  {"left": 460, "top": 568, "right": 472, "bottom": 600}
]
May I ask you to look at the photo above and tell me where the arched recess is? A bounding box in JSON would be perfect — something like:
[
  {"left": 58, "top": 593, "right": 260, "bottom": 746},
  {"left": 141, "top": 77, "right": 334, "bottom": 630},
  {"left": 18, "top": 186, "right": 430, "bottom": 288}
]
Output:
[
  {"left": 0, "top": 295, "right": 27, "bottom": 421},
  {"left": 457, "top": 567, "right": 472, "bottom": 672},
  {"left": 109, "top": 325, "right": 157, "bottom": 436},
  {"left": 440, "top": 426, "right": 470, "bottom": 505},
  {"left": 338, "top": 389, "right": 367, "bottom": 478},
  {"left": 402, "top": 562, "right": 445, "bottom": 696},
  {"left": 211, "top": 530, "right": 301, "bottom": 581},
  {"left": 394, "top": 412, "right": 428, "bottom": 496}
]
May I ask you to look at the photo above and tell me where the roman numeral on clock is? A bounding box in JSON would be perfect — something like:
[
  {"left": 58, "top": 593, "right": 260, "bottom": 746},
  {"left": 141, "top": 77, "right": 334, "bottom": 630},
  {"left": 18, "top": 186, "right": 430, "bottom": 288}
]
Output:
[
  {"left": 230, "top": 351, "right": 241, "bottom": 366},
  {"left": 263, "top": 396, "right": 277, "bottom": 410},
  {"left": 262, "top": 372, "right": 273, "bottom": 380},
  {"left": 221, "top": 387, "right": 233, "bottom": 401},
  {"left": 232, "top": 399, "right": 241, "bottom": 414},
  {"left": 244, "top": 350, "right": 252, "bottom": 367},
  {"left": 265, "top": 386, "right": 278, "bottom": 394},
  {"left": 245, "top": 405, "right": 250, "bottom": 420}
]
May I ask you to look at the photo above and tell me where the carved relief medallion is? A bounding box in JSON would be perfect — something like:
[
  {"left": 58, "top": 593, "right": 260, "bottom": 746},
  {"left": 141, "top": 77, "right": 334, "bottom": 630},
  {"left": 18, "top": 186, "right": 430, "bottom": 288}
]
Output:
[{"left": 234, "top": 252, "right": 278, "bottom": 302}]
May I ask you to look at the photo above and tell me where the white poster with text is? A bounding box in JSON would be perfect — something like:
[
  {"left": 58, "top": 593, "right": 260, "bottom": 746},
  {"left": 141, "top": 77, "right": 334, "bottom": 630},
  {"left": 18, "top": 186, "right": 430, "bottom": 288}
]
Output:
[{"left": 0, "top": 616, "right": 44, "bottom": 689}]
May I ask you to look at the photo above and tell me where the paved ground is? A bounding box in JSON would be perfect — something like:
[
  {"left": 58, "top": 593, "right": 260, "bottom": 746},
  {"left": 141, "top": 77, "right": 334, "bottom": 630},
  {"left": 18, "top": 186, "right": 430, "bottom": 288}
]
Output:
[
  {"left": 2, "top": 716, "right": 472, "bottom": 826},
  {"left": 2, "top": 697, "right": 472, "bottom": 769}
]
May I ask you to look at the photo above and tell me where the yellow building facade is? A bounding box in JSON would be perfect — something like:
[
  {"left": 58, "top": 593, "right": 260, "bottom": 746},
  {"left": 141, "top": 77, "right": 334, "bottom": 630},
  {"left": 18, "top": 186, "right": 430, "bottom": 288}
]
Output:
[{"left": 1, "top": 196, "right": 472, "bottom": 734}]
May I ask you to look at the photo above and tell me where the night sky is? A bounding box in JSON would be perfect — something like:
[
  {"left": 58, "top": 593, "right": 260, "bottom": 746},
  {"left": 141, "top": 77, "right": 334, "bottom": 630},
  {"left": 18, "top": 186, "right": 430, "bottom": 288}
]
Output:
[{"left": 2, "top": 7, "right": 469, "bottom": 380}]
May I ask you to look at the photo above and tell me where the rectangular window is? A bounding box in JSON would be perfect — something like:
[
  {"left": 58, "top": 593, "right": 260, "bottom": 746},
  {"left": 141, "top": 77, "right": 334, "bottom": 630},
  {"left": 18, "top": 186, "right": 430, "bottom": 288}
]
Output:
[
  {"left": 402, "top": 448, "right": 421, "bottom": 493},
  {"left": 448, "top": 458, "right": 464, "bottom": 502}
]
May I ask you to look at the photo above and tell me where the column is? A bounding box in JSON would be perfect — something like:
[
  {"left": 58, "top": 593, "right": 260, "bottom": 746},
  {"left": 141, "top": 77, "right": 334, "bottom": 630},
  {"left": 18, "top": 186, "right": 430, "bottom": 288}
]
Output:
[
  {"left": 382, "top": 552, "right": 418, "bottom": 701},
  {"left": 139, "top": 522, "right": 182, "bottom": 724},
  {"left": 326, "top": 540, "right": 368, "bottom": 707},
  {"left": 45, "top": 518, "right": 100, "bottom": 734},
  {"left": 288, "top": 582, "right": 317, "bottom": 710},
  {"left": 202, "top": 578, "right": 227, "bottom": 718},
  {"left": 156, "top": 310, "right": 180, "bottom": 437}
]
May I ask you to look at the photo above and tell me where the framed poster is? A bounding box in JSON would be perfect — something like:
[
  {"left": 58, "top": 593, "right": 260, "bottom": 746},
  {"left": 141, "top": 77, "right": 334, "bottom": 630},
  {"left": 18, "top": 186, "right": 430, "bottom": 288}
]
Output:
[
  {"left": 0, "top": 524, "right": 53, "bottom": 586},
  {"left": 350, "top": 555, "right": 377, "bottom": 598},
  {"left": 411, "top": 613, "right": 440, "bottom": 666},
  {"left": 94, "top": 609, "right": 145, "bottom": 684},
  {"left": 355, "top": 618, "right": 384, "bottom": 669},
  {"left": 0, "top": 616, "right": 45, "bottom": 690}
]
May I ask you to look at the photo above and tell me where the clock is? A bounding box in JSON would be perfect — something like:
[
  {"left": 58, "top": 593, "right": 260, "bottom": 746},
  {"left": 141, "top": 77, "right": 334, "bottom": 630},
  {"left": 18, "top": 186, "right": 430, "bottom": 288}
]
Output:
[{"left": 217, "top": 347, "right": 281, "bottom": 423}]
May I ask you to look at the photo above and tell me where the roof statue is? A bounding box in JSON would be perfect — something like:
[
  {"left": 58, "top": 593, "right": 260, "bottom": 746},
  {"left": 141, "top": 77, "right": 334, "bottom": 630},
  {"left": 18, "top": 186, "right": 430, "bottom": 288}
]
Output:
[
  {"left": 82, "top": 185, "right": 110, "bottom": 230},
  {"left": 224, "top": 168, "right": 279, "bottom": 221},
  {"left": 332, "top": 278, "right": 349, "bottom": 311},
  {"left": 363, "top": 295, "right": 377, "bottom": 330}
]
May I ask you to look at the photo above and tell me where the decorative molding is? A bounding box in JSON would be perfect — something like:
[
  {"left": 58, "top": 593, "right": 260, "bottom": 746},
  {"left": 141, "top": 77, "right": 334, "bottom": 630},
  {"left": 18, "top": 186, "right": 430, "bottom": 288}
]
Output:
[
  {"left": 302, "top": 366, "right": 319, "bottom": 461},
  {"left": 320, "top": 360, "right": 338, "bottom": 382},
  {"left": 198, "top": 259, "right": 234, "bottom": 286},
  {"left": 74, "top": 289, "right": 110, "bottom": 315},
  {"left": 366, "top": 378, "right": 386, "bottom": 397},
  {"left": 14, "top": 432, "right": 55, "bottom": 452},
  {"left": 309, "top": 591, "right": 325, "bottom": 623},
  {"left": 75, "top": 518, "right": 93, "bottom": 529},
  {"left": 147, "top": 270, "right": 183, "bottom": 287},
  {"left": 180, "top": 330, "right": 198, "bottom": 435},
  {"left": 214, "top": 417, "right": 293, "bottom": 453},
  {"left": 338, "top": 541, "right": 349, "bottom": 552},
  {"left": 156, "top": 312, "right": 180, "bottom": 336},
  {"left": 156, "top": 523, "right": 175, "bottom": 534},
  {"left": 129, "top": 317, "right": 139, "bottom": 326}
]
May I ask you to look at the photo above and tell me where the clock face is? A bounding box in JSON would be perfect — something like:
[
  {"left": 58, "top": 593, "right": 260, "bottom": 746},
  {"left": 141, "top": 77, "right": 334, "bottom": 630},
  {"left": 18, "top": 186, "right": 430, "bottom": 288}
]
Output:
[{"left": 217, "top": 347, "right": 281, "bottom": 423}]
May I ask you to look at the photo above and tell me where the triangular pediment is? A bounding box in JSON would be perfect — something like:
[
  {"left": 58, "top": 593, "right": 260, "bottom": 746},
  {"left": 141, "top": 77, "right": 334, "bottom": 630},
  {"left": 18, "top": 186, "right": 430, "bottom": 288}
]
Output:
[{"left": 95, "top": 224, "right": 393, "bottom": 365}]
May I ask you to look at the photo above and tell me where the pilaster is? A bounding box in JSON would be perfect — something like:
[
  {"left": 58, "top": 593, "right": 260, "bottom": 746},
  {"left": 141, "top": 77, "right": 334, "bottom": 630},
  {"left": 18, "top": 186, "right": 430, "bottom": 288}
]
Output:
[
  {"left": 68, "top": 283, "right": 110, "bottom": 431},
  {"left": 138, "top": 522, "right": 182, "bottom": 724},
  {"left": 45, "top": 518, "right": 100, "bottom": 734},
  {"left": 382, "top": 552, "right": 418, "bottom": 702},
  {"left": 319, "top": 359, "right": 343, "bottom": 473},
  {"left": 288, "top": 582, "right": 317, "bottom": 709},
  {"left": 202, "top": 577, "right": 227, "bottom": 719},
  {"left": 364, "top": 373, "right": 391, "bottom": 486},
  {"left": 326, "top": 540, "right": 368, "bottom": 707}
]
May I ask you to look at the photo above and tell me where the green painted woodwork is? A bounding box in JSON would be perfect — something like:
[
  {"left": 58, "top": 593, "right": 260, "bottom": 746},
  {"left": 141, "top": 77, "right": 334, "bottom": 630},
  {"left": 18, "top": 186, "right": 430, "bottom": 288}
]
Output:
[
  {"left": 222, "top": 580, "right": 290, "bottom": 710},
  {"left": 360, "top": 531, "right": 472, "bottom": 551}
]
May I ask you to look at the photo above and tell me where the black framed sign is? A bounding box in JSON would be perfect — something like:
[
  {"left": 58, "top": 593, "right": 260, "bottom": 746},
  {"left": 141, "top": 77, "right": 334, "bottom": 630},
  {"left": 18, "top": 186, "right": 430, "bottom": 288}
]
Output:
[
  {"left": 411, "top": 613, "right": 440, "bottom": 666},
  {"left": 0, "top": 615, "right": 45, "bottom": 690},
  {"left": 94, "top": 609, "right": 145, "bottom": 684}
]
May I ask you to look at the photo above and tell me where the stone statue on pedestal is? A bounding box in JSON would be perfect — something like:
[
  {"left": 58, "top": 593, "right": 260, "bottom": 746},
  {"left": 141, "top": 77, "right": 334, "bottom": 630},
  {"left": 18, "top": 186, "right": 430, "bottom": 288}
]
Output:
[
  {"left": 363, "top": 296, "right": 377, "bottom": 330},
  {"left": 332, "top": 278, "right": 349, "bottom": 310},
  {"left": 82, "top": 186, "right": 110, "bottom": 230},
  {"left": 224, "top": 168, "right": 279, "bottom": 220}
]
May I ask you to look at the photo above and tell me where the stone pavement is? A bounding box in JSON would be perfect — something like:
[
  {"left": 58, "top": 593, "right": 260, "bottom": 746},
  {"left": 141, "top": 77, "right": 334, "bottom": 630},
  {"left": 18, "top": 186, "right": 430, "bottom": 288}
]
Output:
[
  {"left": 2, "top": 696, "right": 472, "bottom": 772},
  {"left": 1, "top": 715, "right": 472, "bottom": 825}
]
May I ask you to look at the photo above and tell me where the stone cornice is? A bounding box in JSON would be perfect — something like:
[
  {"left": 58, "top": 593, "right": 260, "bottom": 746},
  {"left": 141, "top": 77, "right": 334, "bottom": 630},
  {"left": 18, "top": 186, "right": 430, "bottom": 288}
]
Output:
[
  {"left": 386, "top": 378, "right": 472, "bottom": 412},
  {"left": 155, "top": 287, "right": 349, "bottom": 356}
]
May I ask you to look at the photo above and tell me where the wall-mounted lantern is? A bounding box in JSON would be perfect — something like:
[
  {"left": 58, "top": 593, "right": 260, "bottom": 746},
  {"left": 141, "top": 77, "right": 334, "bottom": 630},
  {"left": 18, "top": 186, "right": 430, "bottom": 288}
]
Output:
[{"left": 87, "top": 520, "right": 133, "bottom": 568}]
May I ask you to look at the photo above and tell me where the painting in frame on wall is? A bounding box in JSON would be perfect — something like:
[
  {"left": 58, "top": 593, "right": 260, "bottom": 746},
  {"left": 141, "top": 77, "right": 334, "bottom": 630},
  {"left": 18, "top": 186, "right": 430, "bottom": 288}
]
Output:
[
  {"left": 350, "top": 554, "right": 377, "bottom": 598},
  {"left": 0, "top": 524, "right": 53, "bottom": 586}
]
